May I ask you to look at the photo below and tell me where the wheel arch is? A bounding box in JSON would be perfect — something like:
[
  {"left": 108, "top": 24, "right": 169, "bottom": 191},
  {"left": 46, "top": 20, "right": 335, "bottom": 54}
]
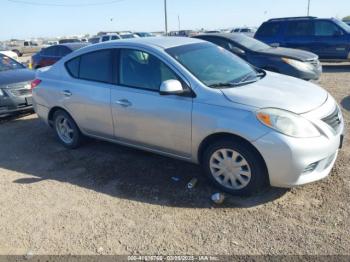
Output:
[
  {"left": 48, "top": 106, "right": 76, "bottom": 128},
  {"left": 197, "top": 132, "right": 269, "bottom": 179}
]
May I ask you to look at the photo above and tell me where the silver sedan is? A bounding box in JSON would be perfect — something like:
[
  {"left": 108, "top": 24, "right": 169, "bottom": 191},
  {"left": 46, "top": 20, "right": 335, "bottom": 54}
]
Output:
[{"left": 32, "top": 37, "right": 345, "bottom": 195}]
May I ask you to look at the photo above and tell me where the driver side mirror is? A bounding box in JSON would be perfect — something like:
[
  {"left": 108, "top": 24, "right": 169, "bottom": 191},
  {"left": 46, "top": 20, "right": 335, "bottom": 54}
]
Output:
[{"left": 160, "top": 80, "right": 184, "bottom": 95}]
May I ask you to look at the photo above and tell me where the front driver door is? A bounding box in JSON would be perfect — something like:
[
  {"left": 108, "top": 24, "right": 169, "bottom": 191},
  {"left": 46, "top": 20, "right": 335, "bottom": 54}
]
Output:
[
  {"left": 313, "top": 20, "right": 349, "bottom": 60},
  {"left": 111, "top": 48, "right": 193, "bottom": 158}
]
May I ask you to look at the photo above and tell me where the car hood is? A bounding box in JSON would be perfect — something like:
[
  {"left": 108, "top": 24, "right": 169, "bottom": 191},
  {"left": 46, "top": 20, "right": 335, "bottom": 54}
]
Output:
[
  {"left": 258, "top": 47, "right": 318, "bottom": 61},
  {"left": 0, "top": 69, "right": 35, "bottom": 87},
  {"left": 221, "top": 72, "right": 328, "bottom": 114}
]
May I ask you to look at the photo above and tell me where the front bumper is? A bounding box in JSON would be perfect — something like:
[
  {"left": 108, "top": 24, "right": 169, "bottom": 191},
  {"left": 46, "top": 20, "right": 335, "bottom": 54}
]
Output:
[
  {"left": 253, "top": 97, "right": 344, "bottom": 188},
  {"left": 0, "top": 90, "right": 33, "bottom": 116}
]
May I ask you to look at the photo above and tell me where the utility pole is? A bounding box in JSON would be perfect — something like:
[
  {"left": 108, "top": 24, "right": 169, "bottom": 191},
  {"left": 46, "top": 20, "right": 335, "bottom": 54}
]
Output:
[
  {"left": 178, "top": 15, "right": 181, "bottom": 31},
  {"left": 307, "top": 0, "right": 311, "bottom": 16},
  {"left": 164, "top": 0, "right": 168, "bottom": 35}
]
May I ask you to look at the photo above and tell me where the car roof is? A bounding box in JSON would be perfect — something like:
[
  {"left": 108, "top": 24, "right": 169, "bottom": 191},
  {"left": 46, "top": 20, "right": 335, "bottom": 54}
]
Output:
[
  {"left": 57, "top": 43, "right": 90, "bottom": 50},
  {"left": 82, "top": 37, "right": 204, "bottom": 50}
]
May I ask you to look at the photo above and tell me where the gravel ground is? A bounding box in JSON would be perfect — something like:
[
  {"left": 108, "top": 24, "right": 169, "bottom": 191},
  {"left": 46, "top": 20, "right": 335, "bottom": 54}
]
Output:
[{"left": 0, "top": 64, "right": 349, "bottom": 256}]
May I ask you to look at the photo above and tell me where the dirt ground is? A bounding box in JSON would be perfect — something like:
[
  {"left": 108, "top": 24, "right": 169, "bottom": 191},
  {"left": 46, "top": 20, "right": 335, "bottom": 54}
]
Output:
[{"left": 0, "top": 64, "right": 349, "bottom": 256}]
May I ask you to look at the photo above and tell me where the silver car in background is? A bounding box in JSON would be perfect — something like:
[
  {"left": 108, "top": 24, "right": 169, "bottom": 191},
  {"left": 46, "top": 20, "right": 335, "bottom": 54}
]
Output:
[{"left": 32, "top": 37, "right": 345, "bottom": 195}]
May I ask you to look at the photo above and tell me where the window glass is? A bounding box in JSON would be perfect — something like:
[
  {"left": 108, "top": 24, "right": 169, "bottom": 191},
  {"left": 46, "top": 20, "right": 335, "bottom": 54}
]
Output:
[
  {"left": 24, "top": 42, "right": 29, "bottom": 46},
  {"left": 111, "top": 35, "right": 119, "bottom": 40},
  {"left": 286, "top": 21, "right": 313, "bottom": 36},
  {"left": 58, "top": 46, "right": 71, "bottom": 57},
  {"left": 205, "top": 37, "right": 232, "bottom": 50},
  {"left": 80, "top": 50, "right": 112, "bottom": 83},
  {"left": 66, "top": 57, "right": 80, "bottom": 78},
  {"left": 256, "top": 23, "right": 280, "bottom": 37},
  {"left": 166, "top": 43, "right": 256, "bottom": 87},
  {"left": 89, "top": 38, "right": 100, "bottom": 44},
  {"left": 315, "top": 21, "right": 342, "bottom": 36},
  {"left": 120, "top": 49, "right": 178, "bottom": 91},
  {"left": 42, "top": 46, "right": 58, "bottom": 56},
  {"left": 102, "top": 36, "right": 110, "bottom": 42},
  {"left": 0, "top": 54, "right": 25, "bottom": 72}
]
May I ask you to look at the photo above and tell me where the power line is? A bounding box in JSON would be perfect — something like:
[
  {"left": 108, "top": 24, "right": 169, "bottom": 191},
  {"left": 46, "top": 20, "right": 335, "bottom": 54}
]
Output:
[{"left": 7, "top": 0, "right": 126, "bottom": 7}]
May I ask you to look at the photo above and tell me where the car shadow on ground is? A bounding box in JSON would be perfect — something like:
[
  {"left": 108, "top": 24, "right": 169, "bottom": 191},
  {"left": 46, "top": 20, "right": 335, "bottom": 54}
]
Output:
[
  {"left": 1, "top": 116, "right": 288, "bottom": 209},
  {"left": 341, "top": 96, "right": 350, "bottom": 111},
  {"left": 322, "top": 64, "right": 350, "bottom": 73}
]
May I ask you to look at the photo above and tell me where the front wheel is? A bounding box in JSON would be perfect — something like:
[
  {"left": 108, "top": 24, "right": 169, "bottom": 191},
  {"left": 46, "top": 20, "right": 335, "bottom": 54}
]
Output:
[
  {"left": 202, "top": 139, "right": 269, "bottom": 196},
  {"left": 53, "top": 110, "right": 82, "bottom": 149}
]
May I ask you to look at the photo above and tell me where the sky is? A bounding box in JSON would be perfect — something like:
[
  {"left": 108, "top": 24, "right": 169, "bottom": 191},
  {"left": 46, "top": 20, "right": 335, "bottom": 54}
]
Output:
[{"left": 1, "top": 0, "right": 350, "bottom": 40}]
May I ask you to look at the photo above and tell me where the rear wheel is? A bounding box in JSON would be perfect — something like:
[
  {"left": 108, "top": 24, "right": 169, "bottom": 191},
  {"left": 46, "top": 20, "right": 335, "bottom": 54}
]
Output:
[
  {"left": 202, "top": 139, "right": 268, "bottom": 196},
  {"left": 53, "top": 110, "right": 82, "bottom": 149}
]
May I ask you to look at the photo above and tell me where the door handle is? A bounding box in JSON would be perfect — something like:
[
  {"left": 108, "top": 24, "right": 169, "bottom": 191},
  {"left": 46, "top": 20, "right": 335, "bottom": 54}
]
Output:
[
  {"left": 115, "top": 99, "right": 132, "bottom": 107},
  {"left": 62, "top": 90, "right": 72, "bottom": 97}
]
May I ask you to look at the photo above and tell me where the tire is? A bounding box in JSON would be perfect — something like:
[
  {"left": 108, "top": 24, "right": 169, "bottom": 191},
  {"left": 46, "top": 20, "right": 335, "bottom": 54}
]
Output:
[
  {"left": 202, "top": 138, "right": 269, "bottom": 196},
  {"left": 53, "top": 110, "right": 82, "bottom": 149}
]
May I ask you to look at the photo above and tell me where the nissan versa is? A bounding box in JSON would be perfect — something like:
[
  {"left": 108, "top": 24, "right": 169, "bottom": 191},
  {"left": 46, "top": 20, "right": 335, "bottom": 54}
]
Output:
[{"left": 32, "top": 38, "right": 345, "bottom": 195}]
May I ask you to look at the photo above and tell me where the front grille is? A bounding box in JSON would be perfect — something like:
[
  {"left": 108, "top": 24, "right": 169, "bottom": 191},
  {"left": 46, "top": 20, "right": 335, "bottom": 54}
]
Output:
[{"left": 322, "top": 107, "right": 341, "bottom": 132}]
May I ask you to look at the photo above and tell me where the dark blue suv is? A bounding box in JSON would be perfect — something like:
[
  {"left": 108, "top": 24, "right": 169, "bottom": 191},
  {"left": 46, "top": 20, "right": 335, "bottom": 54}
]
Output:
[{"left": 255, "top": 17, "right": 350, "bottom": 61}]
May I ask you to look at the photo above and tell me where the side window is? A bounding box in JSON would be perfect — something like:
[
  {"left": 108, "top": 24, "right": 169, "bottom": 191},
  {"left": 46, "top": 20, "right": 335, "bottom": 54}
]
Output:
[
  {"left": 315, "top": 21, "right": 342, "bottom": 36},
  {"left": 119, "top": 49, "right": 179, "bottom": 91},
  {"left": 79, "top": 50, "right": 113, "bottom": 83},
  {"left": 206, "top": 37, "right": 232, "bottom": 50},
  {"left": 111, "top": 35, "right": 119, "bottom": 40},
  {"left": 256, "top": 23, "right": 281, "bottom": 37},
  {"left": 66, "top": 57, "right": 80, "bottom": 78},
  {"left": 102, "top": 36, "right": 110, "bottom": 42},
  {"left": 24, "top": 42, "right": 29, "bottom": 46},
  {"left": 286, "top": 21, "right": 314, "bottom": 36},
  {"left": 42, "top": 46, "right": 58, "bottom": 56},
  {"left": 58, "top": 46, "right": 71, "bottom": 57}
]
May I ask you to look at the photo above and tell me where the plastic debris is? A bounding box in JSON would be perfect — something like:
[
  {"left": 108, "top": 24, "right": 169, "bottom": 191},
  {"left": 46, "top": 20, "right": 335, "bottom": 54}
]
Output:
[
  {"left": 187, "top": 178, "right": 198, "bottom": 189},
  {"left": 171, "top": 176, "right": 180, "bottom": 182},
  {"left": 211, "top": 193, "right": 225, "bottom": 204}
]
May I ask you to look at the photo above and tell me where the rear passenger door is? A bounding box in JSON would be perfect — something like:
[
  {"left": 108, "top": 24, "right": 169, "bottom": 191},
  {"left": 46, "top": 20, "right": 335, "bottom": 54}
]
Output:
[
  {"left": 313, "top": 20, "right": 348, "bottom": 60},
  {"left": 63, "top": 50, "right": 115, "bottom": 138},
  {"left": 284, "top": 20, "right": 315, "bottom": 52},
  {"left": 111, "top": 48, "right": 193, "bottom": 157}
]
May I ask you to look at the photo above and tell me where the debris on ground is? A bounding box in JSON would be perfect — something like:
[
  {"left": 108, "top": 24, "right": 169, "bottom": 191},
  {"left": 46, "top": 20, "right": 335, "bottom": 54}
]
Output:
[
  {"left": 187, "top": 178, "right": 198, "bottom": 189},
  {"left": 211, "top": 193, "right": 226, "bottom": 204}
]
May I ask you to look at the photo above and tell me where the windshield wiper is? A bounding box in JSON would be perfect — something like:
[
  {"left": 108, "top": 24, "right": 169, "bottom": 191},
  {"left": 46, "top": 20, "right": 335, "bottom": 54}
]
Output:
[{"left": 209, "top": 82, "right": 237, "bottom": 88}]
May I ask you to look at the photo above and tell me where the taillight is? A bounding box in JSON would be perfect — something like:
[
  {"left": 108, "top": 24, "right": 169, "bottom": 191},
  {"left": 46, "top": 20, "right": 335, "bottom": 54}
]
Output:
[{"left": 31, "top": 79, "right": 42, "bottom": 89}]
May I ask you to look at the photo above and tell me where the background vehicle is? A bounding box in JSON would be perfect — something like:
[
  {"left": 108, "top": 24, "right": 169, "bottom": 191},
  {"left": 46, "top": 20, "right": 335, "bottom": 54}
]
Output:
[
  {"left": 231, "top": 27, "right": 256, "bottom": 36},
  {"left": 119, "top": 33, "right": 140, "bottom": 39},
  {"left": 134, "top": 32, "right": 155, "bottom": 37},
  {"left": 0, "top": 54, "right": 35, "bottom": 116},
  {"left": 33, "top": 38, "right": 343, "bottom": 196},
  {"left": 255, "top": 17, "right": 350, "bottom": 61},
  {"left": 58, "top": 39, "right": 81, "bottom": 44},
  {"left": 31, "top": 43, "right": 89, "bottom": 69},
  {"left": 88, "top": 34, "right": 121, "bottom": 44},
  {"left": 8, "top": 40, "right": 41, "bottom": 57},
  {"left": 195, "top": 33, "right": 322, "bottom": 80}
]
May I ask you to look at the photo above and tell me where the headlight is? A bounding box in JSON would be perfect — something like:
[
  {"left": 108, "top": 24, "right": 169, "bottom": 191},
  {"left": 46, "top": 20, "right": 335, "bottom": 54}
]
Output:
[
  {"left": 257, "top": 108, "right": 320, "bottom": 138},
  {"left": 282, "top": 58, "right": 314, "bottom": 72}
]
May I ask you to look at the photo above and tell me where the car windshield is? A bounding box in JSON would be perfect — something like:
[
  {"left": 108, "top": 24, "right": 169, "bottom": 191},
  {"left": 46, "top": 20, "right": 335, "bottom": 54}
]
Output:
[
  {"left": 0, "top": 54, "right": 24, "bottom": 72},
  {"left": 232, "top": 35, "right": 270, "bottom": 51},
  {"left": 334, "top": 19, "right": 350, "bottom": 33},
  {"left": 166, "top": 43, "right": 262, "bottom": 87}
]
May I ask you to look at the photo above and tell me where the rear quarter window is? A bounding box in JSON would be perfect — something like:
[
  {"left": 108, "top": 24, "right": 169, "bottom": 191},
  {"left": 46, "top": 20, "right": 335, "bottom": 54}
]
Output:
[
  {"left": 256, "top": 22, "right": 281, "bottom": 37},
  {"left": 66, "top": 57, "right": 80, "bottom": 78}
]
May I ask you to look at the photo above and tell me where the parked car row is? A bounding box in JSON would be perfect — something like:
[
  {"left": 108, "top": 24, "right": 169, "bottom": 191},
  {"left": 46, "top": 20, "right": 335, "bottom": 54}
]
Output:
[
  {"left": 31, "top": 37, "right": 344, "bottom": 196},
  {"left": 194, "top": 33, "right": 322, "bottom": 81},
  {"left": 255, "top": 16, "right": 350, "bottom": 61}
]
